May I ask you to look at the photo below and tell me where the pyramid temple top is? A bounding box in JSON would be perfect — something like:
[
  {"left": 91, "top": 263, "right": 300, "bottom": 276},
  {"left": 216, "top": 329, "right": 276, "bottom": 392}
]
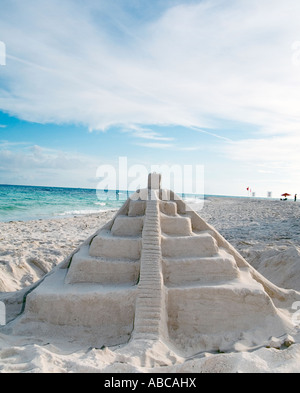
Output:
[{"left": 148, "top": 173, "right": 161, "bottom": 190}]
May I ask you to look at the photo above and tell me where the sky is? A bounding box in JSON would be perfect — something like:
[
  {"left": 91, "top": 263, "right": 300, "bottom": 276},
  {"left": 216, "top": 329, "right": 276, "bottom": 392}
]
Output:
[{"left": 0, "top": 0, "right": 300, "bottom": 197}]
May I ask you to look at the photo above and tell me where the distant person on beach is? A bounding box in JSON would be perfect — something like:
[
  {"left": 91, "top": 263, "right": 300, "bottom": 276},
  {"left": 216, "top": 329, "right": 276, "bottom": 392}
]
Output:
[{"left": 295, "top": 194, "right": 297, "bottom": 202}]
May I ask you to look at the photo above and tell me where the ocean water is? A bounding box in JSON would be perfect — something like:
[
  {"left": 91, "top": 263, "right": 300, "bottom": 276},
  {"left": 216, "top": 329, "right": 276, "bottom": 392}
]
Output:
[
  {"left": 0, "top": 185, "right": 129, "bottom": 222},
  {"left": 0, "top": 184, "right": 206, "bottom": 222}
]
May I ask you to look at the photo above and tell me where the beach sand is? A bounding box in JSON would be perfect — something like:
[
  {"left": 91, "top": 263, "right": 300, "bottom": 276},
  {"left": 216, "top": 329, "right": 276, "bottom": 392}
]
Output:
[
  {"left": 1, "top": 197, "right": 300, "bottom": 373},
  {"left": 0, "top": 210, "right": 116, "bottom": 292}
]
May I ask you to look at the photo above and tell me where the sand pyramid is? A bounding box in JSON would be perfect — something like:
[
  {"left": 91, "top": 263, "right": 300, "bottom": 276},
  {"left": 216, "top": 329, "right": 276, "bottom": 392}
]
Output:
[{"left": 11, "top": 174, "right": 296, "bottom": 356}]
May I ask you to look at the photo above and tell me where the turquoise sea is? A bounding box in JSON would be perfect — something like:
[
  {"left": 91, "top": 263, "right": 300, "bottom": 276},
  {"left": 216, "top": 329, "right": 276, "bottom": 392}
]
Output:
[
  {"left": 0, "top": 184, "right": 131, "bottom": 222},
  {"left": 0, "top": 184, "right": 205, "bottom": 222}
]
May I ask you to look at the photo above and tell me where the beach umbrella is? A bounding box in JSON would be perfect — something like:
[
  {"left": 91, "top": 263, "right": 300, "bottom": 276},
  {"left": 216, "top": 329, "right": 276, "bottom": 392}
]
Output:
[{"left": 281, "top": 193, "right": 291, "bottom": 197}]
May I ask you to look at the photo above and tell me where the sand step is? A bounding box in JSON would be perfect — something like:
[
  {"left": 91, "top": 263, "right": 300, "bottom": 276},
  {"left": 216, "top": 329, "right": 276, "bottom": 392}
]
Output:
[
  {"left": 167, "top": 279, "right": 280, "bottom": 341},
  {"left": 135, "top": 316, "right": 161, "bottom": 326},
  {"left": 137, "top": 295, "right": 162, "bottom": 301},
  {"left": 134, "top": 325, "right": 161, "bottom": 335},
  {"left": 138, "top": 276, "right": 161, "bottom": 282},
  {"left": 65, "top": 246, "right": 140, "bottom": 284},
  {"left": 132, "top": 197, "right": 167, "bottom": 341},
  {"left": 133, "top": 308, "right": 163, "bottom": 337},
  {"left": 136, "top": 310, "right": 161, "bottom": 318},
  {"left": 17, "top": 269, "right": 137, "bottom": 346},
  {"left": 137, "top": 297, "right": 162, "bottom": 305},
  {"left": 111, "top": 215, "right": 144, "bottom": 237},
  {"left": 89, "top": 230, "right": 142, "bottom": 259},
  {"left": 159, "top": 201, "right": 178, "bottom": 216},
  {"left": 163, "top": 249, "right": 239, "bottom": 286},
  {"left": 137, "top": 284, "right": 162, "bottom": 293},
  {"left": 128, "top": 200, "right": 146, "bottom": 217},
  {"left": 133, "top": 332, "right": 159, "bottom": 340},
  {"left": 133, "top": 318, "right": 161, "bottom": 331},
  {"left": 136, "top": 298, "right": 162, "bottom": 306},
  {"left": 161, "top": 232, "right": 219, "bottom": 258},
  {"left": 160, "top": 215, "right": 192, "bottom": 236}
]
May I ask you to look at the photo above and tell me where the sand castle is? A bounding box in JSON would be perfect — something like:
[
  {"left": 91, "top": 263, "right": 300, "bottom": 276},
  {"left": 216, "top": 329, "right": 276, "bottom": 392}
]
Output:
[{"left": 10, "top": 174, "right": 296, "bottom": 357}]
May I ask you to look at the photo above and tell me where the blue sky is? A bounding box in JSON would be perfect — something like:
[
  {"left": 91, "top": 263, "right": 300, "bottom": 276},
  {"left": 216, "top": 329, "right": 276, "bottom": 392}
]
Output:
[{"left": 1, "top": 0, "right": 300, "bottom": 197}]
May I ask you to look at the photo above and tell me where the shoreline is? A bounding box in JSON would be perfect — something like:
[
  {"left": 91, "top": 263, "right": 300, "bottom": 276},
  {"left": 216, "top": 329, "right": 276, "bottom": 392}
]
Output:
[
  {"left": 0, "top": 208, "right": 118, "bottom": 224},
  {"left": 0, "top": 194, "right": 296, "bottom": 224}
]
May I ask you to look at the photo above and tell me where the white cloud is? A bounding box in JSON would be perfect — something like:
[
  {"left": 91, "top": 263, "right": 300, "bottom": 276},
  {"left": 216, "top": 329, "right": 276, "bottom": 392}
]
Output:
[
  {"left": 1, "top": 0, "right": 300, "bottom": 134},
  {"left": 224, "top": 135, "right": 300, "bottom": 169},
  {"left": 0, "top": 140, "right": 30, "bottom": 149},
  {"left": 1, "top": 0, "right": 300, "bottom": 196},
  {"left": 222, "top": 134, "right": 300, "bottom": 196},
  {"left": 121, "top": 125, "right": 174, "bottom": 141},
  {"left": 135, "top": 142, "right": 175, "bottom": 150},
  {"left": 0, "top": 143, "right": 102, "bottom": 187}
]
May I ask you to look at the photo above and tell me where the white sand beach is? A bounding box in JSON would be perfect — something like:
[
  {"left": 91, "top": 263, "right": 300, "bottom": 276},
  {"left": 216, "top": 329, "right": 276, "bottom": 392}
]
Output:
[
  {"left": 1, "top": 197, "right": 300, "bottom": 373},
  {"left": 0, "top": 210, "right": 116, "bottom": 292}
]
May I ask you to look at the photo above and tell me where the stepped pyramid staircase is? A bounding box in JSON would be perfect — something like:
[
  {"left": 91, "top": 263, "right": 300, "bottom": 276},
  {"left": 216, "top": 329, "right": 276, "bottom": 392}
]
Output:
[{"left": 11, "top": 174, "right": 296, "bottom": 355}]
